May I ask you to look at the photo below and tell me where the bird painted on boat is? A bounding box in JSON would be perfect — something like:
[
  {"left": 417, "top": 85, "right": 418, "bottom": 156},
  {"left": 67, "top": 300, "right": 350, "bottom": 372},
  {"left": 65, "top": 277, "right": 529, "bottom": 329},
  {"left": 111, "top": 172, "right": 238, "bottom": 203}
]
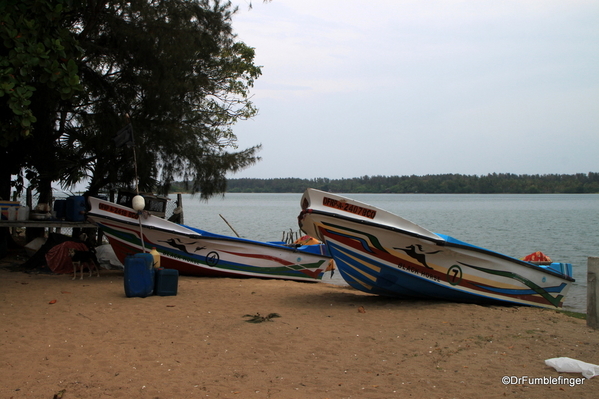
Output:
[
  {"left": 158, "top": 238, "right": 196, "bottom": 254},
  {"left": 394, "top": 244, "right": 441, "bottom": 269}
]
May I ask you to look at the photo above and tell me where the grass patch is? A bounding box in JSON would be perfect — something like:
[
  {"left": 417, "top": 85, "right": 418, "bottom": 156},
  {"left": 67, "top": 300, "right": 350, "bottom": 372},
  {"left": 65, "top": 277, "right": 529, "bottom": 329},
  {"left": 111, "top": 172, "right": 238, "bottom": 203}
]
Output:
[{"left": 556, "top": 309, "right": 586, "bottom": 320}]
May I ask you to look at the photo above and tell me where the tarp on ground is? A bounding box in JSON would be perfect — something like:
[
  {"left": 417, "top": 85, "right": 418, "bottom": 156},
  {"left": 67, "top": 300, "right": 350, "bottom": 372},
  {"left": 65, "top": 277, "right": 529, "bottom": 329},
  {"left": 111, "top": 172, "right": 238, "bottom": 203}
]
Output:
[
  {"left": 45, "top": 241, "right": 90, "bottom": 274},
  {"left": 21, "top": 233, "right": 77, "bottom": 270}
]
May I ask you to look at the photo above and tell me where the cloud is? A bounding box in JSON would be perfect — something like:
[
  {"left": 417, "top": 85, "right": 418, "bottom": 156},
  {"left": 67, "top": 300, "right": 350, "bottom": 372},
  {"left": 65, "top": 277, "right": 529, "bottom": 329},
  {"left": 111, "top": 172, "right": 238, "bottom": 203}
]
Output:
[{"left": 230, "top": 0, "right": 599, "bottom": 178}]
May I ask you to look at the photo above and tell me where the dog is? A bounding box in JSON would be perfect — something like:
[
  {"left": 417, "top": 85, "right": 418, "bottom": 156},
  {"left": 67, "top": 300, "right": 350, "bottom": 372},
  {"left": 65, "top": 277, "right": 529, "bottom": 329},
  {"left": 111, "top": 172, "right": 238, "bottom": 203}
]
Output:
[{"left": 69, "top": 247, "right": 100, "bottom": 280}]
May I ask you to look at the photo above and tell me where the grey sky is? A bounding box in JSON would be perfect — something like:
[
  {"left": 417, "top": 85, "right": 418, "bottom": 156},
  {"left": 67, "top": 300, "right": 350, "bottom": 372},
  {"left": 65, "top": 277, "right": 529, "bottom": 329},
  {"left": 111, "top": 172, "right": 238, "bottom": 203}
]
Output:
[{"left": 228, "top": 0, "right": 598, "bottom": 179}]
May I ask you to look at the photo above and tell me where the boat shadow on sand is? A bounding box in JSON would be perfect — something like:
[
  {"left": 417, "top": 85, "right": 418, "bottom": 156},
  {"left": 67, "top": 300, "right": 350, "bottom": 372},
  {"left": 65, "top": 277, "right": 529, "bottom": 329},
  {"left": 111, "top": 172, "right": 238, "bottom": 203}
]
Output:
[{"left": 276, "top": 285, "right": 520, "bottom": 311}]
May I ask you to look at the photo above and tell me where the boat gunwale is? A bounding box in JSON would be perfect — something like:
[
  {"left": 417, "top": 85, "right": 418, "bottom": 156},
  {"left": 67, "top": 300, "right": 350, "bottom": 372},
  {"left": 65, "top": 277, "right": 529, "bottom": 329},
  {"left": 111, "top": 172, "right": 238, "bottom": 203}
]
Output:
[{"left": 301, "top": 208, "right": 575, "bottom": 282}]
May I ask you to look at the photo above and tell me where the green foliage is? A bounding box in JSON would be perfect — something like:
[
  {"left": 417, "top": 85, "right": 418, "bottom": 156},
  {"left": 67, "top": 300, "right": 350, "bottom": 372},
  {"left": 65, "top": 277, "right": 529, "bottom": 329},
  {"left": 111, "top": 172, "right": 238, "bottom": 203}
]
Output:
[
  {"left": 221, "top": 173, "right": 599, "bottom": 194},
  {"left": 243, "top": 312, "right": 281, "bottom": 323},
  {"left": 555, "top": 309, "right": 586, "bottom": 320},
  {"left": 0, "top": 0, "right": 82, "bottom": 144},
  {"left": 0, "top": 0, "right": 262, "bottom": 200},
  {"left": 71, "top": 0, "right": 262, "bottom": 199}
]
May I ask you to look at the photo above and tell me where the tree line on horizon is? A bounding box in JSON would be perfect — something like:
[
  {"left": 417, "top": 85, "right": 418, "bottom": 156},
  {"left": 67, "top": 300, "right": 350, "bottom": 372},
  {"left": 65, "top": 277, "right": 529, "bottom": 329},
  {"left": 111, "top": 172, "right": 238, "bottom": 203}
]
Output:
[{"left": 169, "top": 173, "right": 599, "bottom": 194}]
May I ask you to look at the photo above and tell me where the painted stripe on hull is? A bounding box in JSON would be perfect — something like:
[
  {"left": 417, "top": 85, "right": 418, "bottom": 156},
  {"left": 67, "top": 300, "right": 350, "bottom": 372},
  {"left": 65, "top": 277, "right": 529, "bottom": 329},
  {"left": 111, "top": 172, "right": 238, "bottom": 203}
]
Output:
[
  {"left": 96, "top": 219, "right": 329, "bottom": 282},
  {"left": 297, "top": 190, "right": 572, "bottom": 308},
  {"left": 330, "top": 241, "right": 454, "bottom": 299},
  {"left": 321, "top": 226, "right": 568, "bottom": 308}
]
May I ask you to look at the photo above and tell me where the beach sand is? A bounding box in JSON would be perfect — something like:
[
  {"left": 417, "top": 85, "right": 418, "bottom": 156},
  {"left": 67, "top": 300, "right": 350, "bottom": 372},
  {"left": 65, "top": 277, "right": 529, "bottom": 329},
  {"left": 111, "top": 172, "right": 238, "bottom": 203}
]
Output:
[{"left": 1, "top": 250, "right": 598, "bottom": 399}]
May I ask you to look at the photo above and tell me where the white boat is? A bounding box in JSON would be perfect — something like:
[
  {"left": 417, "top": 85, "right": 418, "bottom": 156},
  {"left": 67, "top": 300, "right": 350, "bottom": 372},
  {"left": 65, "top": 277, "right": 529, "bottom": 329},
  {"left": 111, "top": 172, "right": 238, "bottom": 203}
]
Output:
[
  {"left": 87, "top": 196, "right": 333, "bottom": 281},
  {"left": 298, "top": 189, "right": 574, "bottom": 308}
]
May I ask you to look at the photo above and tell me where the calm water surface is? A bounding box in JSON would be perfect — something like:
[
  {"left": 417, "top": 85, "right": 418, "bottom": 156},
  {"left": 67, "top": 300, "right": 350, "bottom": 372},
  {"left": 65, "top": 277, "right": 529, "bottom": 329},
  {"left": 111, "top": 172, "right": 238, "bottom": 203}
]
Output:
[{"left": 176, "top": 193, "right": 598, "bottom": 313}]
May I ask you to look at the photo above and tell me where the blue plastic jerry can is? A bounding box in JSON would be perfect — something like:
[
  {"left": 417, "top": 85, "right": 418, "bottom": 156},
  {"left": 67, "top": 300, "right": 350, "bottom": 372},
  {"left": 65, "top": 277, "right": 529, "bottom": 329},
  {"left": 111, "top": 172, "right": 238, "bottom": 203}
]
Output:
[{"left": 124, "top": 253, "right": 155, "bottom": 297}]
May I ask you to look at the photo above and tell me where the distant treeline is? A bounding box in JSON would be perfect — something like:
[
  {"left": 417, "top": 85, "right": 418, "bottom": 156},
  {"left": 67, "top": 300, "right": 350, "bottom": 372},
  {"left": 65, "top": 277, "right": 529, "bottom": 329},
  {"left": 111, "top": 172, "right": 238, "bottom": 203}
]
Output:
[{"left": 191, "top": 173, "right": 599, "bottom": 194}]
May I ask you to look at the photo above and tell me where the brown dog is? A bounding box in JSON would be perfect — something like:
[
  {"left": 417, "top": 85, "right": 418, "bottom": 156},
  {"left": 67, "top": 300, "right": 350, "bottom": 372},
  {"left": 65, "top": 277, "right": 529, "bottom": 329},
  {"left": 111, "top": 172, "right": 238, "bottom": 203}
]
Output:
[{"left": 69, "top": 247, "right": 100, "bottom": 280}]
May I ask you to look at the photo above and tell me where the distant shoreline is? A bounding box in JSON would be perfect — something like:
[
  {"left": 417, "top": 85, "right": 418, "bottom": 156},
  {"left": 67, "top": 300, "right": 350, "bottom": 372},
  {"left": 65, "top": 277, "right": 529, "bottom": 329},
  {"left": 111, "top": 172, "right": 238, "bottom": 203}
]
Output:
[
  {"left": 170, "top": 173, "right": 599, "bottom": 194},
  {"left": 171, "top": 191, "right": 599, "bottom": 195}
]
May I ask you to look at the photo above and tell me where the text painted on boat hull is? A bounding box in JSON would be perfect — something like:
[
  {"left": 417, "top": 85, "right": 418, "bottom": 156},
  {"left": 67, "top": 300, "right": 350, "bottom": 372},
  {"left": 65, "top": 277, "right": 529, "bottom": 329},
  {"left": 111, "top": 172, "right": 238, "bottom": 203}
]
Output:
[{"left": 322, "top": 197, "right": 377, "bottom": 219}]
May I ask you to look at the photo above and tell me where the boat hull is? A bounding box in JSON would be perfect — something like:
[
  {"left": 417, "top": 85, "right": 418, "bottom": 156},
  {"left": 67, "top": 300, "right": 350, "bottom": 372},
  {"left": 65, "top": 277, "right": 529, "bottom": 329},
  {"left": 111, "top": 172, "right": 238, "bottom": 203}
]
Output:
[
  {"left": 87, "top": 197, "right": 332, "bottom": 282},
  {"left": 298, "top": 189, "right": 574, "bottom": 308}
]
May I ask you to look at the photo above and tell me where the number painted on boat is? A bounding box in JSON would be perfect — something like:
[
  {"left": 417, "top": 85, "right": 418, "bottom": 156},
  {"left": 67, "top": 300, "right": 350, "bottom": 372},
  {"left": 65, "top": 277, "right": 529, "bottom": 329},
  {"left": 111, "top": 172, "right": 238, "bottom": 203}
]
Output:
[
  {"left": 447, "top": 265, "right": 463, "bottom": 285},
  {"left": 322, "top": 197, "right": 377, "bottom": 219},
  {"left": 206, "top": 251, "right": 219, "bottom": 266}
]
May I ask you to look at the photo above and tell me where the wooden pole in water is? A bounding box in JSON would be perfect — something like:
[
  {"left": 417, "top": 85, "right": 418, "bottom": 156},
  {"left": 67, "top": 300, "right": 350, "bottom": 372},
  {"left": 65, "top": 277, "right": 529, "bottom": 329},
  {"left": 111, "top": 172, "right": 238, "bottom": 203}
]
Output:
[{"left": 587, "top": 257, "right": 599, "bottom": 329}]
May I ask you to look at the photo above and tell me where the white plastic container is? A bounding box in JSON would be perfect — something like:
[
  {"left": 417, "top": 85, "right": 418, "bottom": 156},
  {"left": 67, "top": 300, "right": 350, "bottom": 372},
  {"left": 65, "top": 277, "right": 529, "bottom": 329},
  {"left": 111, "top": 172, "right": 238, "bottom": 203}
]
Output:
[
  {"left": 7, "top": 206, "right": 17, "bottom": 221},
  {"left": 17, "top": 205, "right": 29, "bottom": 221}
]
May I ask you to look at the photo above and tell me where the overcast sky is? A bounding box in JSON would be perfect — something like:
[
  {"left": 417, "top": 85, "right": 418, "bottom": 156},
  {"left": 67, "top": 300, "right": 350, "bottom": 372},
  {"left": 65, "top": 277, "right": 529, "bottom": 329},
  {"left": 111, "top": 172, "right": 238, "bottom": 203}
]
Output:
[{"left": 227, "top": 0, "right": 598, "bottom": 180}]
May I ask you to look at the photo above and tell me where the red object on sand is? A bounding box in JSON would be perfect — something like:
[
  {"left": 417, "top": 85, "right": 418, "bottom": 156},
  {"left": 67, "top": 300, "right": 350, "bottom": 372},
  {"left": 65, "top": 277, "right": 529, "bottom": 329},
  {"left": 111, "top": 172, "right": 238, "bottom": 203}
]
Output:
[{"left": 45, "top": 241, "right": 90, "bottom": 274}]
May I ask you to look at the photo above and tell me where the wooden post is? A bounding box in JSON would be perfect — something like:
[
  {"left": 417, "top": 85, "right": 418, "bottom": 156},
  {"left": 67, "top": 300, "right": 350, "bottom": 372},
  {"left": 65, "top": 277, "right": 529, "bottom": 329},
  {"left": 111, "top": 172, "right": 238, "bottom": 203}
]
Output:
[
  {"left": 26, "top": 187, "right": 32, "bottom": 208},
  {"left": 177, "top": 193, "right": 184, "bottom": 225},
  {"left": 587, "top": 257, "right": 599, "bottom": 329}
]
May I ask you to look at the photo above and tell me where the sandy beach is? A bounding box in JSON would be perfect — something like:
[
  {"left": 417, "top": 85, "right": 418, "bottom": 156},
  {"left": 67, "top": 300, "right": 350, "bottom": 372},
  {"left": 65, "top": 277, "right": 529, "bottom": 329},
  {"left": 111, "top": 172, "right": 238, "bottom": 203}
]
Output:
[{"left": 1, "top": 248, "right": 598, "bottom": 399}]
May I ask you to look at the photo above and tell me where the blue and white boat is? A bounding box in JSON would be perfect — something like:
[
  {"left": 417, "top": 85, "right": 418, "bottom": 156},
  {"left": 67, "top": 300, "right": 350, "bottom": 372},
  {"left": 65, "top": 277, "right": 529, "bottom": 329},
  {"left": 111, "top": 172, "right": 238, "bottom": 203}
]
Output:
[
  {"left": 87, "top": 196, "right": 333, "bottom": 281},
  {"left": 298, "top": 189, "right": 574, "bottom": 308}
]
